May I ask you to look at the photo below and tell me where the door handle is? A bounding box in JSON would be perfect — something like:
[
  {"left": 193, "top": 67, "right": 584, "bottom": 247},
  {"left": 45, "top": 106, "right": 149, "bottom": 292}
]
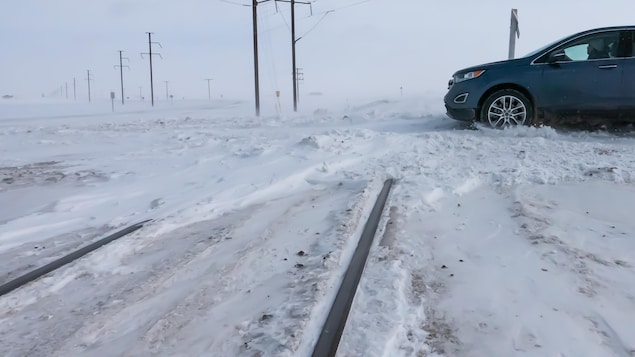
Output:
[{"left": 598, "top": 64, "right": 618, "bottom": 69}]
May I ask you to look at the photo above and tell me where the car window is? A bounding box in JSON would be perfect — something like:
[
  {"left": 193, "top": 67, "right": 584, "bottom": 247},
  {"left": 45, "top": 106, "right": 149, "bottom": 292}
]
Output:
[
  {"left": 557, "top": 32, "right": 620, "bottom": 61},
  {"left": 563, "top": 44, "right": 590, "bottom": 61}
]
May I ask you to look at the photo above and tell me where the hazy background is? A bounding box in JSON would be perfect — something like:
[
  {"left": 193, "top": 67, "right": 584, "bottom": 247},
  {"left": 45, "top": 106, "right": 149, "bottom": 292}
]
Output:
[{"left": 1, "top": 0, "right": 633, "bottom": 112}]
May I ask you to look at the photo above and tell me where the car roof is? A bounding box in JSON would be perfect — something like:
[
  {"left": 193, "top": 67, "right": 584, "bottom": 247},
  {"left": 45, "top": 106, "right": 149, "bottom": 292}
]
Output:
[{"left": 575, "top": 26, "right": 635, "bottom": 35}]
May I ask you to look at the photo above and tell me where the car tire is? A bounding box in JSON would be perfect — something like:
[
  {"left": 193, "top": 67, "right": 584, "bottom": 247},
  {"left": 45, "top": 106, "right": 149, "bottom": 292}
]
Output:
[{"left": 480, "top": 89, "right": 534, "bottom": 128}]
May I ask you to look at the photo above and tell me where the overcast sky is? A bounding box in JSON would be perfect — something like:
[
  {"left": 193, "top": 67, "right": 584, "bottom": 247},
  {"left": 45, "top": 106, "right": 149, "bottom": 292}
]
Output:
[{"left": 1, "top": 0, "right": 633, "bottom": 109}]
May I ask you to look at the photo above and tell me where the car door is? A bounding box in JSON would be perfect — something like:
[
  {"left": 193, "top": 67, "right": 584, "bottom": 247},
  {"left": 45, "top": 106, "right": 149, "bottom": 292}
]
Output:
[
  {"left": 620, "top": 31, "right": 635, "bottom": 119},
  {"left": 536, "top": 30, "right": 624, "bottom": 123}
]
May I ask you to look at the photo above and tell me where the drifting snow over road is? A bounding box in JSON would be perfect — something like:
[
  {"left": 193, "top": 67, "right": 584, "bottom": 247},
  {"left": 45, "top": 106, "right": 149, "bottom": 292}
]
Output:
[{"left": 1, "top": 98, "right": 634, "bottom": 356}]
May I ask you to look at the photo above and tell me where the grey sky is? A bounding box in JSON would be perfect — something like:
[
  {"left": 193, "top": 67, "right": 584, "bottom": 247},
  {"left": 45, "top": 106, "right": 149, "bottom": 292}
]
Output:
[{"left": 1, "top": 0, "right": 633, "bottom": 108}]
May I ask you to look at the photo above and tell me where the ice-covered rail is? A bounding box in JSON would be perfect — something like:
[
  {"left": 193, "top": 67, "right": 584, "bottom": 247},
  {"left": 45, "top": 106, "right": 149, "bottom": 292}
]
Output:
[
  {"left": 0, "top": 220, "right": 150, "bottom": 297},
  {"left": 312, "top": 179, "right": 394, "bottom": 357}
]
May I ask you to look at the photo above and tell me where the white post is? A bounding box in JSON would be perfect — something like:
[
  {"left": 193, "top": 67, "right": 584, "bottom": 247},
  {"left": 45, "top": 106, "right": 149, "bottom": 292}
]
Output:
[{"left": 509, "top": 9, "right": 520, "bottom": 59}]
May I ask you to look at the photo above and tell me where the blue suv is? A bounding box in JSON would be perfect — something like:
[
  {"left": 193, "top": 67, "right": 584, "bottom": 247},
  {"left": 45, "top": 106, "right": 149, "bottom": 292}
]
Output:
[{"left": 444, "top": 26, "right": 635, "bottom": 128}]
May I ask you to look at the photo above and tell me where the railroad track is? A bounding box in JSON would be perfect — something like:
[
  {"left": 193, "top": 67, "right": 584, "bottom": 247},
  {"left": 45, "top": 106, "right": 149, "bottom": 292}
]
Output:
[
  {"left": 0, "top": 179, "right": 394, "bottom": 356},
  {"left": 312, "top": 178, "right": 394, "bottom": 357},
  {"left": 0, "top": 220, "right": 150, "bottom": 297}
]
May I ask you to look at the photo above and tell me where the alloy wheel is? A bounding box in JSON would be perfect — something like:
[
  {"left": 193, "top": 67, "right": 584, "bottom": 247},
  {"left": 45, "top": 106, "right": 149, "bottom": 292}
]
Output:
[{"left": 486, "top": 95, "right": 528, "bottom": 128}]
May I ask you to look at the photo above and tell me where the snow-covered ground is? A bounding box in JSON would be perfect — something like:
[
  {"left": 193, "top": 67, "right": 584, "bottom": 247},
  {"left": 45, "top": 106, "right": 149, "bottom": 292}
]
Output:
[{"left": 1, "top": 97, "right": 634, "bottom": 356}]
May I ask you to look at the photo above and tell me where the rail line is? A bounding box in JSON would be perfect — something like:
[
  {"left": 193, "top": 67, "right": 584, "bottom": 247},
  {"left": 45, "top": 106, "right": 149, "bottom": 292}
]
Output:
[
  {"left": 312, "top": 178, "right": 394, "bottom": 357},
  {"left": 0, "top": 220, "right": 150, "bottom": 297},
  {"left": 1, "top": 179, "right": 394, "bottom": 356}
]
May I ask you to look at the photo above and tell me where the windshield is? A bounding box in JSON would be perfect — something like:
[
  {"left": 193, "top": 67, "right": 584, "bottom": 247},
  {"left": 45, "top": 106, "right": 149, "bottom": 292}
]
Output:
[{"left": 523, "top": 34, "right": 572, "bottom": 57}]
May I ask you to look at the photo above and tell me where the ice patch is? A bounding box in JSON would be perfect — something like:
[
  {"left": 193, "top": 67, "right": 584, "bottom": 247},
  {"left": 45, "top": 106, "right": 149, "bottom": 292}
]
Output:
[
  {"left": 423, "top": 188, "right": 444, "bottom": 207},
  {"left": 452, "top": 177, "right": 482, "bottom": 196},
  {"left": 47, "top": 272, "right": 78, "bottom": 293}
]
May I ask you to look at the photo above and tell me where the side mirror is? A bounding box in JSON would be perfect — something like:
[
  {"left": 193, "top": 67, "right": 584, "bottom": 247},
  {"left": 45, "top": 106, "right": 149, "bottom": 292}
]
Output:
[{"left": 548, "top": 50, "right": 567, "bottom": 64}]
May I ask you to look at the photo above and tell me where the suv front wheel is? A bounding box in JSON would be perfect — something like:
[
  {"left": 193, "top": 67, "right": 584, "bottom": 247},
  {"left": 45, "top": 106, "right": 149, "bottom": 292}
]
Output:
[{"left": 480, "top": 89, "right": 533, "bottom": 128}]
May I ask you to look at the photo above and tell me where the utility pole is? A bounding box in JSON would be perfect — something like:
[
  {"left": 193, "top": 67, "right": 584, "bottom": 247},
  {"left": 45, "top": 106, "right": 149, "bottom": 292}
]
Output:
[
  {"left": 73, "top": 77, "right": 76, "bottom": 100},
  {"left": 86, "top": 70, "right": 93, "bottom": 103},
  {"left": 141, "top": 32, "right": 162, "bottom": 106},
  {"left": 114, "top": 50, "right": 130, "bottom": 105},
  {"left": 278, "top": 0, "right": 311, "bottom": 111},
  {"left": 252, "top": 0, "right": 261, "bottom": 116},
  {"left": 291, "top": 0, "right": 297, "bottom": 111},
  {"left": 204, "top": 78, "right": 213, "bottom": 100},
  {"left": 508, "top": 8, "right": 520, "bottom": 59},
  {"left": 164, "top": 80, "right": 169, "bottom": 100},
  {"left": 225, "top": 0, "right": 275, "bottom": 115},
  {"left": 139, "top": 86, "right": 143, "bottom": 100}
]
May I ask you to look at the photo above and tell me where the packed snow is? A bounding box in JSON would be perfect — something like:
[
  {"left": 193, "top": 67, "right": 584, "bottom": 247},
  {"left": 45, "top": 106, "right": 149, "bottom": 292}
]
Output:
[{"left": 1, "top": 97, "right": 634, "bottom": 356}]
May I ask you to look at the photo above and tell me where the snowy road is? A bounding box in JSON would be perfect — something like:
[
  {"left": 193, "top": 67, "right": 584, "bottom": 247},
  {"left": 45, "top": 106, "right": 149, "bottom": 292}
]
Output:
[{"left": 1, "top": 98, "right": 635, "bottom": 356}]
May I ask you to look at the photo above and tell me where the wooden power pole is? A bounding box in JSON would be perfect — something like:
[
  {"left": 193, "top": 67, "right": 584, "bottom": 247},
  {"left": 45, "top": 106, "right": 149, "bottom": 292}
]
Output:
[
  {"left": 141, "top": 32, "right": 162, "bottom": 106},
  {"left": 252, "top": 0, "right": 261, "bottom": 116},
  {"left": 287, "top": 0, "right": 311, "bottom": 112}
]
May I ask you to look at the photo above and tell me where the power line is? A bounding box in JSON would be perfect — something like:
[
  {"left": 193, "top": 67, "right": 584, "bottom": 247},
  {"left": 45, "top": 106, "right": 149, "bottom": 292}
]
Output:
[
  {"left": 291, "top": 0, "right": 372, "bottom": 111},
  {"left": 260, "top": 5, "right": 281, "bottom": 99},
  {"left": 313, "top": 0, "right": 371, "bottom": 15},
  {"left": 219, "top": 0, "right": 250, "bottom": 6},
  {"left": 297, "top": 10, "right": 332, "bottom": 41}
]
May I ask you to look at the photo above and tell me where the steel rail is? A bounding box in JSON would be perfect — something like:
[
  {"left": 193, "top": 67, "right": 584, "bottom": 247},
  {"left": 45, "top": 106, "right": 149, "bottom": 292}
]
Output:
[
  {"left": 0, "top": 220, "right": 150, "bottom": 297},
  {"left": 312, "top": 179, "right": 394, "bottom": 357}
]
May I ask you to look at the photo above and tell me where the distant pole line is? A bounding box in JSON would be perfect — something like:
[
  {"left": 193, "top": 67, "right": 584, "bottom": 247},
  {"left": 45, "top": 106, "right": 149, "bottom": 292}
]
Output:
[
  {"left": 141, "top": 32, "right": 162, "bottom": 107},
  {"left": 204, "top": 78, "right": 213, "bottom": 100},
  {"left": 164, "top": 80, "right": 169, "bottom": 100},
  {"left": 115, "top": 50, "right": 130, "bottom": 105},
  {"left": 86, "top": 70, "right": 93, "bottom": 103}
]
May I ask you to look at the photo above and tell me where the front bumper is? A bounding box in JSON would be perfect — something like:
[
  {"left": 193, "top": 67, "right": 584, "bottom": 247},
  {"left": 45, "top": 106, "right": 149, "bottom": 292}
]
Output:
[
  {"left": 444, "top": 83, "right": 480, "bottom": 122},
  {"left": 445, "top": 104, "right": 476, "bottom": 122}
]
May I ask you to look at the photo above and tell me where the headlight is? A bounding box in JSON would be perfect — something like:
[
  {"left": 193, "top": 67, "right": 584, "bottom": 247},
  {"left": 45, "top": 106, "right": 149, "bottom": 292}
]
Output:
[{"left": 454, "top": 70, "right": 486, "bottom": 83}]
